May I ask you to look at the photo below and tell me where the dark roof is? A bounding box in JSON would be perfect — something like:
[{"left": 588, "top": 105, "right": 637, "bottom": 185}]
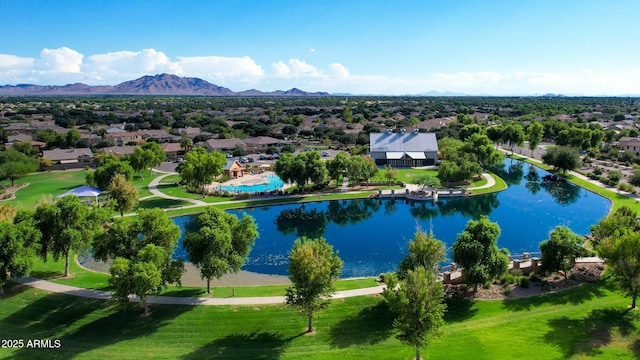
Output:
[{"left": 42, "top": 148, "right": 93, "bottom": 161}]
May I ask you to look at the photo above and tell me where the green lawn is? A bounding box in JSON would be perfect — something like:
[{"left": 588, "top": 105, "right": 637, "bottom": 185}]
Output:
[
  {"left": 6, "top": 170, "right": 88, "bottom": 208},
  {"left": 132, "top": 172, "right": 163, "bottom": 198},
  {"left": 371, "top": 167, "right": 438, "bottom": 184},
  {"left": 1, "top": 277, "right": 638, "bottom": 359}
]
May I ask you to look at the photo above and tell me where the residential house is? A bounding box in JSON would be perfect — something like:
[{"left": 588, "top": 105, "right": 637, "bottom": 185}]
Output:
[
  {"left": 617, "top": 137, "right": 640, "bottom": 155},
  {"left": 42, "top": 148, "right": 93, "bottom": 164},
  {"left": 161, "top": 142, "right": 184, "bottom": 161},
  {"left": 243, "top": 136, "right": 289, "bottom": 151},
  {"left": 203, "top": 138, "right": 246, "bottom": 152},
  {"left": 138, "top": 129, "right": 180, "bottom": 143},
  {"left": 223, "top": 159, "right": 244, "bottom": 178},
  {"left": 369, "top": 129, "right": 438, "bottom": 167},
  {"left": 105, "top": 131, "right": 142, "bottom": 146},
  {"left": 98, "top": 145, "right": 136, "bottom": 157},
  {"left": 2, "top": 122, "right": 34, "bottom": 135},
  {"left": 5, "top": 133, "right": 46, "bottom": 151}
]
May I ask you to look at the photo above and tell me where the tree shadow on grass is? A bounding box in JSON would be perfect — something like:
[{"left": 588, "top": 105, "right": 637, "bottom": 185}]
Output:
[
  {"left": 4, "top": 294, "right": 191, "bottom": 360},
  {"left": 0, "top": 282, "right": 33, "bottom": 299},
  {"left": 502, "top": 280, "right": 611, "bottom": 312},
  {"left": 443, "top": 297, "right": 478, "bottom": 323},
  {"left": 328, "top": 301, "right": 395, "bottom": 348},
  {"left": 181, "top": 329, "right": 301, "bottom": 360},
  {"left": 544, "top": 308, "right": 639, "bottom": 359},
  {"left": 161, "top": 288, "right": 206, "bottom": 297},
  {"left": 137, "top": 198, "right": 191, "bottom": 209}
]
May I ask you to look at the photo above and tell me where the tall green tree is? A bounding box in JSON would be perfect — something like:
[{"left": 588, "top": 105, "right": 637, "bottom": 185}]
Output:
[
  {"left": 501, "top": 124, "right": 526, "bottom": 154},
  {"left": 398, "top": 229, "right": 446, "bottom": 278},
  {"left": 0, "top": 210, "right": 41, "bottom": 297},
  {"left": 110, "top": 244, "right": 165, "bottom": 316},
  {"left": 179, "top": 135, "right": 194, "bottom": 153},
  {"left": 141, "top": 141, "right": 166, "bottom": 174},
  {"left": 383, "top": 267, "right": 446, "bottom": 360},
  {"left": 34, "top": 196, "right": 110, "bottom": 277},
  {"left": 325, "top": 152, "right": 350, "bottom": 184},
  {"left": 285, "top": 237, "right": 343, "bottom": 333},
  {"left": 0, "top": 148, "right": 39, "bottom": 186},
  {"left": 463, "top": 133, "right": 503, "bottom": 169},
  {"left": 274, "top": 151, "right": 328, "bottom": 190},
  {"left": 87, "top": 158, "right": 134, "bottom": 190},
  {"left": 486, "top": 125, "right": 504, "bottom": 148},
  {"left": 178, "top": 147, "right": 226, "bottom": 196},
  {"left": 93, "top": 208, "right": 184, "bottom": 287},
  {"left": 183, "top": 207, "right": 258, "bottom": 293},
  {"left": 412, "top": 174, "right": 441, "bottom": 191},
  {"left": 527, "top": 121, "right": 544, "bottom": 156},
  {"left": 591, "top": 206, "right": 640, "bottom": 248},
  {"left": 539, "top": 226, "right": 586, "bottom": 279},
  {"left": 107, "top": 173, "right": 139, "bottom": 216},
  {"left": 598, "top": 231, "right": 640, "bottom": 309},
  {"left": 346, "top": 155, "right": 377, "bottom": 184},
  {"left": 452, "top": 215, "right": 509, "bottom": 291},
  {"left": 541, "top": 146, "right": 581, "bottom": 175}
]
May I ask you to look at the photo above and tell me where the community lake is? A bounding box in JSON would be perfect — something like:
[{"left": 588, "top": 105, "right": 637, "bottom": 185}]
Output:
[{"left": 172, "top": 160, "right": 611, "bottom": 278}]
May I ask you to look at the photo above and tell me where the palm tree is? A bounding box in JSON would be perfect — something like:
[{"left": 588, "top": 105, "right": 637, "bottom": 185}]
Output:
[{"left": 179, "top": 135, "right": 194, "bottom": 153}]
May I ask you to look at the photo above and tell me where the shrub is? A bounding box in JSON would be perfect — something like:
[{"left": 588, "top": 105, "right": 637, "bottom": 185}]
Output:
[
  {"left": 519, "top": 277, "right": 530, "bottom": 288},
  {"left": 502, "top": 284, "right": 511, "bottom": 295},
  {"left": 541, "top": 280, "right": 551, "bottom": 291},
  {"left": 618, "top": 183, "right": 635, "bottom": 193}
]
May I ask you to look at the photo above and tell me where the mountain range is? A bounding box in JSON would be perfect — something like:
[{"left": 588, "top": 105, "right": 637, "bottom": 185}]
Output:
[{"left": 0, "top": 73, "right": 332, "bottom": 96}]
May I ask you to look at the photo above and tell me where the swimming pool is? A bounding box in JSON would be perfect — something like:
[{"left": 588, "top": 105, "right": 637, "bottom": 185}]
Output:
[{"left": 218, "top": 174, "right": 285, "bottom": 193}]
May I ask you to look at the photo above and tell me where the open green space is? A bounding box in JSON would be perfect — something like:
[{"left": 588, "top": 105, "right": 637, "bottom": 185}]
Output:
[
  {"left": 4, "top": 170, "right": 87, "bottom": 209},
  {"left": 2, "top": 276, "right": 638, "bottom": 359}
]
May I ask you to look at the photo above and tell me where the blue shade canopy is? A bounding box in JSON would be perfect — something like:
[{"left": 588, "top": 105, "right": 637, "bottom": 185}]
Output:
[{"left": 56, "top": 185, "right": 103, "bottom": 198}]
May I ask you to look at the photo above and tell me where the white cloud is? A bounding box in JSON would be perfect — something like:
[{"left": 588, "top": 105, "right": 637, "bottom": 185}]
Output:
[
  {"left": 87, "top": 48, "right": 180, "bottom": 75},
  {"left": 38, "top": 47, "right": 83, "bottom": 72},
  {"left": 272, "top": 61, "right": 290, "bottom": 77},
  {"left": 175, "top": 55, "right": 263, "bottom": 84},
  {"left": 310, "top": 48, "right": 316, "bottom": 53},
  {"left": 0, "top": 54, "right": 34, "bottom": 69},
  {"left": 328, "top": 63, "right": 349, "bottom": 79},
  {"left": 288, "top": 59, "right": 320, "bottom": 77},
  {"left": 1, "top": 47, "right": 640, "bottom": 95}
]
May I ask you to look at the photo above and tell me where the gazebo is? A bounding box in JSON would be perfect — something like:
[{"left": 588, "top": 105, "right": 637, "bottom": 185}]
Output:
[{"left": 56, "top": 185, "right": 104, "bottom": 203}]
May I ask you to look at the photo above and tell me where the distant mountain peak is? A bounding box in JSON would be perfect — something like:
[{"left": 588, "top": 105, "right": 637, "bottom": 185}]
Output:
[{"left": 0, "top": 74, "right": 331, "bottom": 97}]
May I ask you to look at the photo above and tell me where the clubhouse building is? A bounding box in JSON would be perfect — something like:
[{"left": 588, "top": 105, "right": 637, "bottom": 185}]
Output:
[{"left": 369, "top": 129, "right": 438, "bottom": 167}]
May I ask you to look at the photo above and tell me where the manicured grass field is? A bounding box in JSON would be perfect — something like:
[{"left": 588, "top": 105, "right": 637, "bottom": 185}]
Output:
[
  {"left": 7, "top": 170, "right": 87, "bottom": 208},
  {"left": 1, "top": 277, "right": 638, "bottom": 359},
  {"left": 371, "top": 167, "right": 438, "bottom": 184}
]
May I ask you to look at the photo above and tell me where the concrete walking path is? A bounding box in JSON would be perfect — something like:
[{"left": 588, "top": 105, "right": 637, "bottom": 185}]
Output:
[{"left": 14, "top": 277, "right": 385, "bottom": 306}]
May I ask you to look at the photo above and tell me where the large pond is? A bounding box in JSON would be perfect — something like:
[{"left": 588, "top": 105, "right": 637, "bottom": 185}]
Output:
[{"left": 172, "top": 159, "right": 611, "bottom": 278}]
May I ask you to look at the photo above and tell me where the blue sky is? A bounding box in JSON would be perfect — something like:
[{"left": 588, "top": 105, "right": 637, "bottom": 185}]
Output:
[{"left": 1, "top": 0, "right": 639, "bottom": 95}]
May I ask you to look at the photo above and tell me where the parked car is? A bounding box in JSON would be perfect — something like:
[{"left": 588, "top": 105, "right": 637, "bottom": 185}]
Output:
[
  {"left": 259, "top": 154, "right": 267, "bottom": 160},
  {"left": 247, "top": 157, "right": 254, "bottom": 163},
  {"left": 321, "top": 151, "right": 330, "bottom": 157},
  {"left": 226, "top": 153, "right": 233, "bottom": 158}
]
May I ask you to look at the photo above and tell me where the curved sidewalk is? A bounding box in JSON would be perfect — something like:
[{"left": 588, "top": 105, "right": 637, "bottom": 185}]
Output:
[{"left": 14, "top": 277, "right": 385, "bottom": 306}]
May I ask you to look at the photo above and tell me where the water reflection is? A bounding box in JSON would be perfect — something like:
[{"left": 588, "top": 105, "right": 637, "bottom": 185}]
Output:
[
  {"left": 540, "top": 177, "right": 581, "bottom": 205},
  {"left": 525, "top": 166, "right": 541, "bottom": 195},
  {"left": 173, "top": 159, "right": 610, "bottom": 277},
  {"left": 490, "top": 160, "right": 524, "bottom": 186}
]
